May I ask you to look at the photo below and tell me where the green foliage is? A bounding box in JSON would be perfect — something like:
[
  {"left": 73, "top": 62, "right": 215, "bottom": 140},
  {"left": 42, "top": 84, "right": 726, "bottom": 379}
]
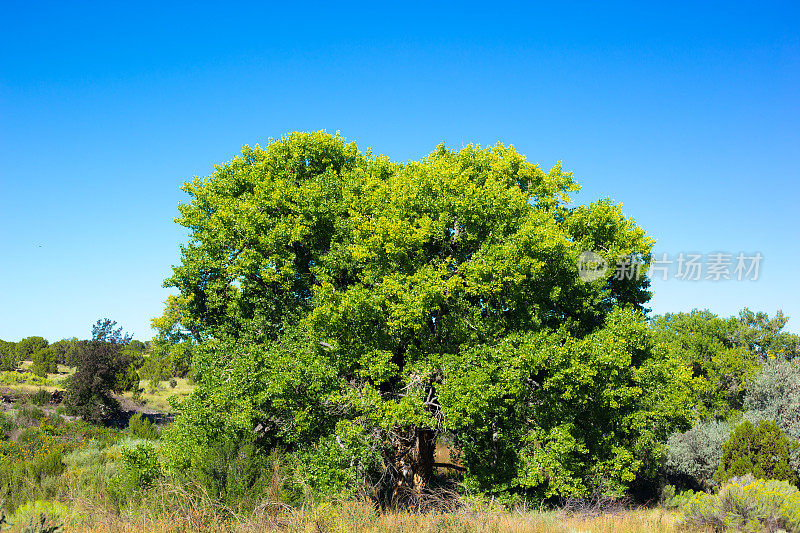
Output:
[
  {"left": 64, "top": 339, "right": 135, "bottom": 423},
  {"left": 715, "top": 420, "right": 799, "bottom": 486},
  {"left": 16, "top": 337, "right": 48, "bottom": 362},
  {"left": 0, "top": 427, "right": 68, "bottom": 510},
  {"left": 162, "top": 131, "right": 690, "bottom": 501},
  {"left": 29, "top": 390, "right": 51, "bottom": 407},
  {"left": 745, "top": 357, "right": 800, "bottom": 472},
  {"left": 664, "top": 419, "right": 734, "bottom": 491},
  {"left": 127, "top": 413, "right": 159, "bottom": 440},
  {"left": 659, "top": 484, "right": 698, "bottom": 509},
  {"left": 31, "top": 347, "right": 58, "bottom": 377},
  {"left": 680, "top": 475, "right": 800, "bottom": 533},
  {"left": 0, "top": 340, "right": 18, "bottom": 371},
  {"left": 48, "top": 339, "right": 80, "bottom": 366},
  {"left": 167, "top": 431, "right": 276, "bottom": 504},
  {"left": 651, "top": 309, "right": 798, "bottom": 421},
  {"left": 115, "top": 364, "right": 140, "bottom": 394},
  {"left": 438, "top": 309, "right": 693, "bottom": 498},
  {"left": 0, "top": 412, "right": 16, "bottom": 436},
  {"left": 288, "top": 421, "right": 384, "bottom": 501},
  {"left": 116, "top": 442, "right": 161, "bottom": 491},
  {"left": 0, "top": 371, "right": 51, "bottom": 387},
  {"left": 10, "top": 501, "right": 69, "bottom": 533}
]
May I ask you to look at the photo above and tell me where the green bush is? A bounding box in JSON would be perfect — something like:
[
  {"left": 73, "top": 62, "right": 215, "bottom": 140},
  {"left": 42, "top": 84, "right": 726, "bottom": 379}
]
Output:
[
  {"left": 0, "top": 412, "right": 16, "bottom": 435},
  {"left": 0, "top": 372, "right": 52, "bottom": 387},
  {"left": 106, "top": 441, "right": 161, "bottom": 506},
  {"left": 680, "top": 475, "right": 800, "bottom": 532},
  {"left": 659, "top": 484, "right": 698, "bottom": 509},
  {"left": 119, "top": 441, "right": 160, "bottom": 488},
  {"left": 0, "top": 340, "right": 19, "bottom": 371},
  {"left": 16, "top": 403, "right": 46, "bottom": 426},
  {"left": 665, "top": 419, "right": 734, "bottom": 491},
  {"left": 715, "top": 420, "right": 800, "bottom": 486},
  {"left": 10, "top": 500, "right": 71, "bottom": 532},
  {"left": 29, "top": 389, "right": 51, "bottom": 407},
  {"left": 127, "top": 413, "right": 159, "bottom": 440},
  {"left": 0, "top": 430, "right": 67, "bottom": 510},
  {"left": 745, "top": 358, "right": 800, "bottom": 472},
  {"left": 167, "top": 431, "right": 277, "bottom": 506},
  {"left": 31, "top": 347, "right": 58, "bottom": 377}
]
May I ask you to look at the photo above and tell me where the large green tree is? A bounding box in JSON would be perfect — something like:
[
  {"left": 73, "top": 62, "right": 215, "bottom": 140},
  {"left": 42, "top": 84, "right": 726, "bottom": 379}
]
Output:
[{"left": 163, "top": 131, "right": 690, "bottom": 499}]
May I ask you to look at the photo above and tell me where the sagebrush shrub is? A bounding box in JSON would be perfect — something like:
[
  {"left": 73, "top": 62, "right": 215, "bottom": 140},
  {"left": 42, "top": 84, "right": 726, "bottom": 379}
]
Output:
[
  {"left": 10, "top": 500, "right": 71, "bottom": 532},
  {"left": 680, "top": 475, "right": 800, "bottom": 532},
  {"left": 715, "top": 420, "right": 799, "bottom": 486},
  {"left": 664, "top": 419, "right": 734, "bottom": 491},
  {"left": 0, "top": 429, "right": 67, "bottom": 510}
]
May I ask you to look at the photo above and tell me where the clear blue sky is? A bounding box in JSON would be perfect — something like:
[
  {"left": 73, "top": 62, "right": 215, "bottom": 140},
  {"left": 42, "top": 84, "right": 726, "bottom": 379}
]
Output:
[{"left": 1, "top": 1, "right": 798, "bottom": 342}]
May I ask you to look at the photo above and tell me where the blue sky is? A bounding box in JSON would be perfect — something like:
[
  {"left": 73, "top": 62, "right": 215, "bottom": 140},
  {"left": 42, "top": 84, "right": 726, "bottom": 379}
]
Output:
[{"left": 1, "top": 1, "right": 798, "bottom": 341}]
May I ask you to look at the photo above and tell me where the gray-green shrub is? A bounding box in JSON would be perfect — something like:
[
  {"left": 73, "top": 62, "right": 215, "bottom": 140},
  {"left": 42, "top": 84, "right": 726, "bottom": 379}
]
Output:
[
  {"left": 664, "top": 419, "right": 734, "bottom": 491},
  {"left": 745, "top": 358, "right": 800, "bottom": 472}
]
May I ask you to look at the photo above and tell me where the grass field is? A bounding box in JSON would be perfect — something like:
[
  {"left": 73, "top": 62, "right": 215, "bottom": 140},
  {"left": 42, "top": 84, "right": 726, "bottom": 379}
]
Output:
[
  {"left": 54, "top": 499, "right": 682, "bottom": 533},
  {"left": 1, "top": 362, "right": 194, "bottom": 413},
  {"left": 118, "top": 377, "right": 194, "bottom": 413}
]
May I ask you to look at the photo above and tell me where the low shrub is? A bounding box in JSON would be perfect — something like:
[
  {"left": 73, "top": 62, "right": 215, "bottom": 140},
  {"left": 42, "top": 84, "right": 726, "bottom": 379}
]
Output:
[
  {"left": 106, "top": 441, "right": 161, "bottom": 506},
  {"left": 16, "top": 403, "right": 46, "bottom": 426},
  {"left": 0, "top": 430, "right": 68, "bottom": 510},
  {"left": 659, "top": 484, "right": 697, "bottom": 510},
  {"left": 664, "top": 419, "right": 734, "bottom": 491},
  {"left": 680, "top": 475, "right": 800, "bottom": 532},
  {"left": 127, "top": 413, "right": 159, "bottom": 440},
  {"left": 0, "top": 412, "right": 16, "bottom": 435},
  {"left": 0, "top": 371, "right": 52, "bottom": 387},
  {"left": 10, "top": 500, "right": 71, "bottom": 531},
  {"left": 61, "top": 444, "right": 120, "bottom": 501},
  {"left": 715, "top": 420, "right": 799, "bottom": 486},
  {"left": 167, "top": 431, "right": 280, "bottom": 508},
  {"left": 29, "top": 389, "right": 51, "bottom": 407}
]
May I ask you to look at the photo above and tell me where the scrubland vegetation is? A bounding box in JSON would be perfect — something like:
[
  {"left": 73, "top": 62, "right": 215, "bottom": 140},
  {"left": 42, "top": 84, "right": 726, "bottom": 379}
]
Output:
[{"left": 3, "top": 132, "right": 800, "bottom": 532}]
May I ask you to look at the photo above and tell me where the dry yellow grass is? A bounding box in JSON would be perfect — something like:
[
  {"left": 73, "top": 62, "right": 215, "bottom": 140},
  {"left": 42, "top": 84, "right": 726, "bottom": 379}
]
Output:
[
  {"left": 118, "top": 377, "right": 194, "bottom": 413},
  {"left": 59, "top": 498, "right": 684, "bottom": 533}
]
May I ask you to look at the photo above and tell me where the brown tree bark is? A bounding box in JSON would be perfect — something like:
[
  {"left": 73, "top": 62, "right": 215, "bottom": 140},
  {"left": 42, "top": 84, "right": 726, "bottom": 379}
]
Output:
[{"left": 390, "top": 427, "right": 436, "bottom": 499}]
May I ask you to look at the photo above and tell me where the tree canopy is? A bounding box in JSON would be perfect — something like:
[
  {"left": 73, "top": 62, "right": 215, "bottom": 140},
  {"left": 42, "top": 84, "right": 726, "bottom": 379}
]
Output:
[{"left": 162, "top": 131, "right": 691, "bottom": 500}]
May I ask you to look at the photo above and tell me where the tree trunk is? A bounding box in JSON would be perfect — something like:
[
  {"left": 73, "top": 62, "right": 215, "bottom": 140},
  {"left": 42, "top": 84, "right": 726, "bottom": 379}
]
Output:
[{"left": 390, "top": 427, "right": 436, "bottom": 499}]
